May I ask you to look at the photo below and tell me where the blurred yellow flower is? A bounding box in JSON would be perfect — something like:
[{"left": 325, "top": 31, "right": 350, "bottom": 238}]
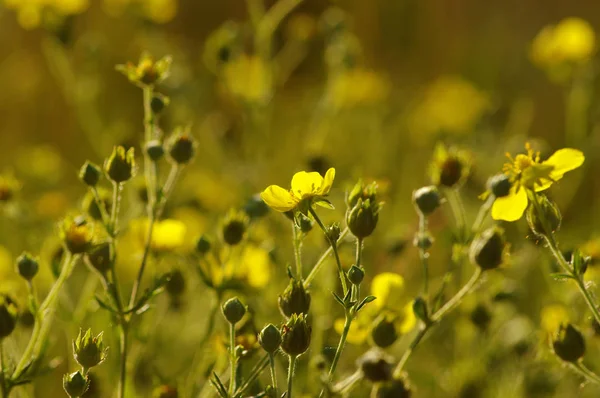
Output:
[
  {"left": 204, "top": 244, "right": 272, "bottom": 289},
  {"left": 329, "top": 69, "right": 389, "bottom": 109},
  {"left": 223, "top": 55, "right": 272, "bottom": 104},
  {"left": 3, "top": 0, "right": 89, "bottom": 29},
  {"left": 491, "top": 144, "right": 584, "bottom": 221},
  {"left": 103, "top": 0, "right": 177, "bottom": 24},
  {"left": 531, "top": 17, "right": 596, "bottom": 70},
  {"left": 540, "top": 304, "right": 569, "bottom": 334},
  {"left": 334, "top": 311, "right": 371, "bottom": 344},
  {"left": 0, "top": 173, "right": 21, "bottom": 203},
  {"left": 129, "top": 218, "right": 187, "bottom": 252},
  {"left": 370, "top": 272, "right": 405, "bottom": 311},
  {"left": 408, "top": 76, "right": 490, "bottom": 141},
  {"left": 261, "top": 168, "right": 336, "bottom": 212}
]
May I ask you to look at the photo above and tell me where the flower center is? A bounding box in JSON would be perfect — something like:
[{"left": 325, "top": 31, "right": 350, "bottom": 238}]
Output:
[{"left": 514, "top": 154, "right": 533, "bottom": 172}]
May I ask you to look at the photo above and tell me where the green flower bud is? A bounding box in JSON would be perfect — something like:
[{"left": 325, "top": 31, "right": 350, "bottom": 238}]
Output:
[
  {"left": 0, "top": 295, "right": 18, "bottom": 339},
  {"left": 60, "top": 216, "right": 94, "bottom": 254},
  {"left": 527, "top": 195, "right": 561, "bottom": 236},
  {"left": 327, "top": 222, "right": 341, "bottom": 243},
  {"left": 278, "top": 279, "right": 311, "bottom": 318},
  {"left": 553, "top": 323, "right": 585, "bottom": 362},
  {"left": 297, "top": 213, "right": 313, "bottom": 234},
  {"left": 310, "top": 354, "right": 328, "bottom": 372},
  {"left": 104, "top": 146, "right": 136, "bottom": 183},
  {"left": 79, "top": 161, "right": 102, "bottom": 187},
  {"left": 63, "top": 371, "right": 89, "bottom": 397},
  {"left": 487, "top": 174, "right": 511, "bottom": 198},
  {"left": 145, "top": 140, "right": 165, "bottom": 162},
  {"left": 151, "top": 93, "right": 170, "bottom": 115},
  {"left": 195, "top": 235, "right": 212, "bottom": 255},
  {"left": 371, "top": 376, "right": 411, "bottom": 398},
  {"left": 371, "top": 314, "right": 398, "bottom": 348},
  {"left": 281, "top": 314, "right": 311, "bottom": 356},
  {"left": 73, "top": 328, "right": 109, "bottom": 370},
  {"left": 221, "top": 210, "right": 249, "bottom": 246},
  {"left": 166, "top": 269, "right": 186, "bottom": 297},
  {"left": 469, "top": 226, "right": 506, "bottom": 271},
  {"left": 152, "top": 385, "right": 178, "bottom": 398},
  {"left": 167, "top": 129, "right": 196, "bottom": 164},
  {"left": 437, "top": 155, "right": 465, "bottom": 188},
  {"left": 84, "top": 242, "right": 112, "bottom": 274},
  {"left": 413, "top": 186, "right": 441, "bottom": 216},
  {"left": 222, "top": 297, "right": 246, "bottom": 325},
  {"left": 347, "top": 198, "right": 380, "bottom": 239},
  {"left": 347, "top": 265, "right": 365, "bottom": 285},
  {"left": 16, "top": 252, "right": 39, "bottom": 281},
  {"left": 244, "top": 194, "right": 270, "bottom": 219},
  {"left": 357, "top": 349, "right": 394, "bottom": 382},
  {"left": 259, "top": 323, "right": 282, "bottom": 354}
]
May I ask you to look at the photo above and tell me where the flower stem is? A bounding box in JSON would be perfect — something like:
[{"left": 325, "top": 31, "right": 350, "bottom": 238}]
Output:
[
  {"left": 445, "top": 188, "right": 468, "bottom": 243},
  {"left": 1, "top": 340, "right": 6, "bottom": 398},
  {"left": 417, "top": 214, "right": 430, "bottom": 297},
  {"left": 233, "top": 354, "right": 270, "bottom": 397},
  {"left": 328, "top": 314, "right": 351, "bottom": 379},
  {"left": 308, "top": 207, "right": 348, "bottom": 295},
  {"left": 118, "top": 323, "right": 128, "bottom": 398},
  {"left": 471, "top": 195, "right": 494, "bottom": 234},
  {"left": 229, "top": 323, "right": 237, "bottom": 396},
  {"left": 292, "top": 223, "right": 303, "bottom": 280},
  {"left": 571, "top": 361, "right": 600, "bottom": 384},
  {"left": 287, "top": 355, "right": 297, "bottom": 398},
  {"left": 304, "top": 227, "right": 349, "bottom": 288},
  {"left": 269, "top": 353, "right": 277, "bottom": 392}
]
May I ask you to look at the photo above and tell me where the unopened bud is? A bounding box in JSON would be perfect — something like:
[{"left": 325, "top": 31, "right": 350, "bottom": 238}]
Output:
[
  {"left": 469, "top": 226, "right": 506, "bottom": 270},
  {"left": 85, "top": 242, "right": 111, "bottom": 274},
  {"left": 145, "top": 140, "right": 165, "bottom": 162},
  {"left": 79, "top": 162, "right": 102, "bottom": 187},
  {"left": 553, "top": 323, "right": 585, "bottom": 362},
  {"left": 73, "top": 328, "right": 109, "bottom": 370},
  {"left": 347, "top": 198, "right": 380, "bottom": 239},
  {"left": 527, "top": 195, "right": 561, "bottom": 236},
  {"left": 151, "top": 93, "right": 170, "bottom": 115},
  {"left": 222, "top": 297, "right": 246, "bottom": 325},
  {"left": 278, "top": 279, "right": 311, "bottom": 318},
  {"left": 0, "top": 295, "right": 18, "bottom": 339},
  {"left": 281, "top": 314, "right": 311, "bottom": 356},
  {"left": 16, "top": 252, "right": 39, "bottom": 281},
  {"left": 195, "top": 235, "right": 212, "bottom": 255},
  {"left": 347, "top": 265, "right": 365, "bottom": 285},
  {"left": 487, "top": 174, "right": 511, "bottom": 198},
  {"left": 413, "top": 186, "right": 441, "bottom": 216},
  {"left": 221, "top": 210, "right": 249, "bottom": 246},
  {"left": 167, "top": 129, "right": 196, "bottom": 164},
  {"left": 63, "top": 371, "right": 89, "bottom": 397},
  {"left": 357, "top": 349, "right": 394, "bottom": 382},
  {"left": 105, "top": 146, "right": 136, "bottom": 183},
  {"left": 372, "top": 376, "right": 412, "bottom": 398},
  {"left": 259, "top": 324, "right": 282, "bottom": 354},
  {"left": 371, "top": 314, "right": 398, "bottom": 348}
]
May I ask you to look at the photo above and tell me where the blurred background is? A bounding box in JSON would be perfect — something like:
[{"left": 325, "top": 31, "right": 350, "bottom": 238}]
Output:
[{"left": 1, "top": 0, "right": 600, "bottom": 397}]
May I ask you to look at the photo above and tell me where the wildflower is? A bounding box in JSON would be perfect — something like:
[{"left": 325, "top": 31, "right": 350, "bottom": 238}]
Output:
[
  {"left": 221, "top": 209, "right": 249, "bottom": 246},
  {"left": 73, "top": 328, "right": 109, "bottom": 370},
  {"left": 469, "top": 227, "right": 507, "bottom": 270},
  {"left": 531, "top": 18, "right": 596, "bottom": 74},
  {"left": 429, "top": 143, "right": 471, "bottom": 188},
  {"left": 490, "top": 144, "right": 584, "bottom": 222},
  {"left": 222, "top": 55, "right": 272, "bottom": 104},
  {"left": 167, "top": 128, "right": 197, "bottom": 164},
  {"left": 329, "top": 68, "right": 389, "bottom": 109},
  {"left": 60, "top": 216, "right": 94, "bottom": 254},
  {"left": 4, "top": 0, "right": 89, "bottom": 30},
  {"left": 150, "top": 219, "right": 187, "bottom": 252},
  {"left": 540, "top": 304, "right": 570, "bottom": 334},
  {"left": 260, "top": 168, "right": 336, "bottom": 213},
  {"left": 116, "top": 53, "right": 172, "bottom": 87}
]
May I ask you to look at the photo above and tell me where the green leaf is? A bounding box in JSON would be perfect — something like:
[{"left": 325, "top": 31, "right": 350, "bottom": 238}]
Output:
[
  {"left": 356, "top": 295, "right": 376, "bottom": 312},
  {"left": 331, "top": 292, "right": 345, "bottom": 307},
  {"left": 314, "top": 198, "right": 335, "bottom": 210},
  {"left": 95, "top": 295, "right": 117, "bottom": 313},
  {"left": 413, "top": 297, "right": 430, "bottom": 324}
]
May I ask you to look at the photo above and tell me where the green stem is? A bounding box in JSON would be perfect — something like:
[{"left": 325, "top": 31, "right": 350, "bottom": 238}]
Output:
[
  {"left": 308, "top": 207, "right": 348, "bottom": 295},
  {"left": 287, "top": 355, "right": 297, "bottom": 398},
  {"left": 269, "top": 353, "right": 277, "bottom": 392},
  {"left": 304, "top": 227, "right": 349, "bottom": 288},
  {"left": 229, "top": 323, "right": 237, "bottom": 396},
  {"left": 392, "top": 267, "right": 482, "bottom": 377},
  {"left": 417, "top": 214, "right": 430, "bottom": 297},
  {"left": 571, "top": 361, "right": 600, "bottom": 384},
  {"left": 118, "top": 324, "right": 128, "bottom": 398},
  {"left": 12, "top": 252, "right": 76, "bottom": 380},
  {"left": 328, "top": 314, "right": 351, "bottom": 379},
  {"left": 471, "top": 195, "right": 494, "bottom": 234},
  {"left": 334, "top": 370, "right": 363, "bottom": 395},
  {"left": 110, "top": 182, "right": 123, "bottom": 235},
  {"left": 91, "top": 186, "right": 112, "bottom": 235},
  {"left": 233, "top": 354, "right": 270, "bottom": 397},
  {"left": 445, "top": 188, "right": 468, "bottom": 242},
  {"left": 292, "top": 223, "right": 303, "bottom": 280}
]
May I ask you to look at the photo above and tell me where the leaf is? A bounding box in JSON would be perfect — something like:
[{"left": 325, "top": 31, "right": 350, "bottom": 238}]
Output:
[
  {"left": 127, "top": 272, "right": 172, "bottom": 314},
  {"left": 412, "top": 297, "right": 430, "bottom": 324},
  {"left": 356, "top": 295, "right": 376, "bottom": 312},
  {"left": 314, "top": 198, "right": 335, "bottom": 210},
  {"left": 331, "top": 292, "right": 345, "bottom": 307},
  {"left": 95, "top": 295, "right": 117, "bottom": 314},
  {"left": 210, "top": 372, "right": 228, "bottom": 398}
]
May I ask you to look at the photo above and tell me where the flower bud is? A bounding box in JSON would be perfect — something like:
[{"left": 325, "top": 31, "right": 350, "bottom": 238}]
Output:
[
  {"left": 60, "top": 216, "right": 94, "bottom": 254},
  {"left": 145, "top": 140, "right": 165, "bottom": 162},
  {"left": 79, "top": 161, "right": 102, "bottom": 187},
  {"left": 297, "top": 213, "right": 313, "bottom": 234},
  {"left": 151, "top": 93, "right": 170, "bottom": 115},
  {"left": 82, "top": 189, "right": 111, "bottom": 221},
  {"left": 371, "top": 314, "right": 398, "bottom": 348},
  {"left": 166, "top": 269, "right": 186, "bottom": 297},
  {"left": 357, "top": 349, "right": 394, "bottom": 382},
  {"left": 152, "top": 385, "right": 178, "bottom": 398},
  {"left": 259, "top": 324, "right": 282, "bottom": 354},
  {"left": 347, "top": 265, "right": 365, "bottom": 285},
  {"left": 63, "top": 371, "right": 89, "bottom": 397},
  {"left": 347, "top": 198, "right": 380, "bottom": 239},
  {"left": 371, "top": 376, "right": 411, "bottom": 398},
  {"left": 85, "top": 242, "right": 111, "bottom": 274},
  {"left": 104, "top": 146, "right": 136, "bottom": 183},
  {"left": 527, "top": 195, "right": 561, "bottom": 236},
  {"left": 0, "top": 295, "right": 18, "bottom": 339},
  {"left": 222, "top": 297, "right": 246, "bottom": 325},
  {"left": 278, "top": 279, "right": 311, "bottom": 318},
  {"left": 413, "top": 186, "right": 441, "bottom": 216},
  {"left": 73, "top": 328, "right": 109, "bottom": 370},
  {"left": 469, "top": 226, "right": 506, "bottom": 270},
  {"left": 221, "top": 210, "right": 249, "bottom": 246},
  {"left": 552, "top": 323, "right": 585, "bottom": 362},
  {"left": 437, "top": 156, "right": 464, "bottom": 188},
  {"left": 487, "top": 174, "right": 511, "bottom": 198},
  {"left": 327, "top": 223, "right": 341, "bottom": 243},
  {"left": 244, "top": 194, "right": 270, "bottom": 219},
  {"left": 281, "top": 314, "right": 311, "bottom": 356},
  {"left": 195, "top": 235, "right": 212, "bottom": 255},
  {"left": 167, "top": 129, "right": 196, "bottom": 164},
  {"left": 413, "top": 232, "right": 433, "bottom": 250},
  {"left": 16, "top": 252, "right": 39, "bottom": 281}
]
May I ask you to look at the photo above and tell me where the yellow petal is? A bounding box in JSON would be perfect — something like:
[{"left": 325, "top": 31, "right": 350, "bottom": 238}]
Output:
[
  {"left": 397, "top": 302, "right": 417, "bottom": 334},
  {"left": 335, "top": 317, "right": 369, "bottom": 345},
  {"left": 260, "top": 185, "right": 297, "bottom": 212},
  {"left": 370, "top": 272, "right": 405, "bottom": 310},
  {"left": 291, "top": 171, "right": 324, "bottom": 199},
  {"left": 544, "top": 148, "right": 585, "bottom": 180},
  {"left": 319, "top": 168, "right": 336, "bottom": 195},
  {"left": 491, "top": 187, "right": 528, "bottom": 222}
]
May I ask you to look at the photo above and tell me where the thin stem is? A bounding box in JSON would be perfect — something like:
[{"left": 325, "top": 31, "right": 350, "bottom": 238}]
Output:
[
  {"left": 256, "top": 0, "right": 303, "bottom": 60},
  {"left": 292, "top": 223, "right": 303, "bottom": 280},
  {"left": 118, "top": 324, "right": 128, "bottom": 398},
  {"left": 334, "top": 370, "right": 363, "bottom": 394},
  {"left": 355, "top": 238, "right": 363, "bottom": 268},
  {"left": 393, "top": 325, "right": 428, "bottom": 378},
  {"left": 308, "top": 207, "right": 348, "bottom": 295},
  {"left": 12, "top": 252, "right": 76, "bottom": 380},
  {"left": 91, "top": 186, "right": 112, "bottom": 235},
  {"left": 445, "top": 188, "right": 468, "bottom": 242},
  {"left": 571, "top": 361, "right": 600, "bottom": 385},
  {"left": 304, "top": 227, "right": 349, "bottom": 287},
  {"left": 110, "top": 182, "right": 123, "bottom": 235},
  {"left": 472, "top": 195, "right": 494, "bottom": 234},
  {"left": 328, "top": 314, "right": 351, "bottom": 379},
  {"left": 229, "top": 323, "right": 237, "bottom": 396},
  {"left": 417, "top": 214, "right": 430, "bottom": 297},
  {"left": 287, "top": 355, "right": 297, "bottom": 398},
  {"left": 233, "top": 354, "right": 270, "bottom": 397},
  {"left": 128, "top": 214, "right": 156, "bottom": 309},
  {"left": 155, "top": 164, "right": 181, "bottom": 219},
  {"left": 269, "top": 353, "right": 277, "bottom": 392}
]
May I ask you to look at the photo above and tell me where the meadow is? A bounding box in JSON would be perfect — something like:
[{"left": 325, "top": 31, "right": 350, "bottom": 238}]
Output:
[{"left": 0, "top": 0, "right": 600, "bottom": 397}]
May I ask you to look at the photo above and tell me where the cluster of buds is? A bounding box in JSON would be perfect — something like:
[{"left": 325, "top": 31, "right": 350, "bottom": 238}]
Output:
[
  {"left": 346, "top": 180, "right": 382, "bottom": 239},
  {"left": 63, "top": 329, "right": 108, "bottom": 397}
]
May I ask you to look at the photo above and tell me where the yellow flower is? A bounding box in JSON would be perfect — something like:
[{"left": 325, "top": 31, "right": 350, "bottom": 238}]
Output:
[
  {"left": 531, "top": 18, "right": 596, "bottom": 69},
  {"left": 129, "top": 218, "right": 187, "bottom": 252},
  {"left": 491, "top": 143, "right": 584, "bottom": 222},
  {"left": 260, "top": 168, "right": 336, "bottom": 212},
  {"left": 329, "top": 69, "right": 389, "bottom": 109},
  {"left": 540, "top": 304, "right": 569, "bottom": 334},
  {"left": 428, "top": 143, "right": 472, "bottom": 188},
  {"left": 222, "top": 55, "right": 272, "bottom": 104},
  {"left": 204, "top": 244, "right": 272, "bottom": 289}
]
